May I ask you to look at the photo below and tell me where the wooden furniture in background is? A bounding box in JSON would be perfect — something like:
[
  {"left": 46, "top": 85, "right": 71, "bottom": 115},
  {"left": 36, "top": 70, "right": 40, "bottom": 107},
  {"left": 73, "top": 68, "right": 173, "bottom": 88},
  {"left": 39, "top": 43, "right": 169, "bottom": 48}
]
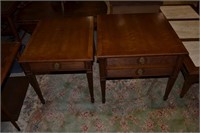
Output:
[
  {"left": 19, "top": 17, "right": 95, "bottom": 103},
  {"left": 16, "top": 1, "right": 63, "bottom": 33},
  {"left": 1, "top": 42, "right": 45, "bottom": 131},
  {"left": 97, "top": 13, "right": 188, "bottom": 103},
  {"left": 16, "top": 1, "right": 107, "bottom": 33},
  {"left": 108, "top": 1, "right": 162, "bottom": 14},
  {"left": 1, "top": 1, "right": 21, "bottom": 41},
  {"left": 1, "top": 42, "right": 22, "bottom": 131}
]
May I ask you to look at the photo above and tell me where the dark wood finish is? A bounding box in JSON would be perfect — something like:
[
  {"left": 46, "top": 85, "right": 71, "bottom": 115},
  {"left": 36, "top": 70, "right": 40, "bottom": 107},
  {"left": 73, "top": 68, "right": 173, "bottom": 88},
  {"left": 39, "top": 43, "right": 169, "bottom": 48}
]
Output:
[
  {"left": 16, "top": 1, "right": 107, "bottom": 33},
  {"left": 20, "top": 63, "right": 45, "bottom": 104},
  {"left": 180, "top": 55, "right": 199, "bottom": 97},
  {"left": 107, "top": 56, "right": 178, "bottom": 67},
  {"left": 19, "top": 17, "right": 94, "bottom": 103},
  {"left": 1, "top": 1, "right": 21, "bottom": 41},
  {"left": 98, "top": 58, "right": 107, "bottom": 103},
  {"left": 20, "top": 18, "right": 93, "bottom": 62},
  {"left": 97, "top": 13, "right": 188, "bottom": 103},
  {"left": 1, "top": 42, "right": 20, "bottom": 85},
  {"left": 17, "top": 1, "right": 107, "bottom": 21},
  {"left": 1, "top": 42, "right": 45, "bottom": 131},
  {"left": 1, "top": 77, "right": 29, "bottom": 121},
  {"left": 85, "top": 61, "right": 94, "bottom": 103},
  {"left": 1, "top": 105, "right": 20, "bottom": 131},
  {"left": 1, "top": 42, "right": 21, "bottom": 131},
  {"left": 163, "top": 56, "right": 184, "bottom": 100},
  {"left": 28, "top": 62, "right": 85, "bottom": 73}
]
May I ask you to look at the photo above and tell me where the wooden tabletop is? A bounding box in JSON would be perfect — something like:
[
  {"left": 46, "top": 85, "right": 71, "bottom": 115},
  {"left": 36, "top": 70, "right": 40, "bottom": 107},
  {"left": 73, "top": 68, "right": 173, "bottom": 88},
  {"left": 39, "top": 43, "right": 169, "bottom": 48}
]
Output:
[
  {"left": 19, "top": 16, "right": 94, "bottom": 62},
  {"left": 1, "top": 42, "right": 20, "bottom": 85},
  {"left": 97, "top": 13, "right": 188, "bottom": 58}
]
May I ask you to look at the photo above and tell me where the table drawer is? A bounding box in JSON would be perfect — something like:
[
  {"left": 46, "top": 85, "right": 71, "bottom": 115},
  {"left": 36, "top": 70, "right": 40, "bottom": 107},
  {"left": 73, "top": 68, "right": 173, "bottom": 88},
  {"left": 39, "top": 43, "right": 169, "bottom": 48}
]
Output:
[
  {"left": 29, "top": 62, "right": 85, "bottom": 73},
  {"left": 107, "top": 67, "right": 173, "bottom": 78},
  {"left": 107, "top": 56, "right": 177, "bottom": 67}
]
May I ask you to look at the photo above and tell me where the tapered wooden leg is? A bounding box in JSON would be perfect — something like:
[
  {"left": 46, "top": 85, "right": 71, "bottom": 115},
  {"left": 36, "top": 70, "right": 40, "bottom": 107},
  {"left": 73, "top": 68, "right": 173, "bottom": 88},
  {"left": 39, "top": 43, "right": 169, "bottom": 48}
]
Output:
[
  {"left": 98, "top": 59, "right": 106, "bottom": 103},
  {"left": 85, "top": 61, "right": 94, "bottom": 103},
  {"left": 100, "top": 79, "right": 106, "bottom": 103},
  {"left": 163, "top": 56, "right": 183, "bottom": 100},
  {"left": 163, "top": 76, "right": 177, "bottom": 100},
  {"left": 20, "top": 63, "right": 45, "bottom": 104},
  {"left": 86, "top": 70, "right": 94, "bottom": 103},
  {"left": 2, "top": 105, "right": 20, "bottom": 131},
  {"left": 26, "top": 74, "right": 45, "bottom": 104}
]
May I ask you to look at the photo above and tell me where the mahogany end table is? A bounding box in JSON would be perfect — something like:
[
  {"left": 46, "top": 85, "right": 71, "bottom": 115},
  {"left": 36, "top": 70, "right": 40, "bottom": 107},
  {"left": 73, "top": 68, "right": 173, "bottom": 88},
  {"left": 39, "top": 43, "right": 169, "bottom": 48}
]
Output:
[
  {"left": 97, "top": 13, "right": 188, "bottom": 103},
  {"left": 19, "top": 17, "right": 94, "bottom": 103}
]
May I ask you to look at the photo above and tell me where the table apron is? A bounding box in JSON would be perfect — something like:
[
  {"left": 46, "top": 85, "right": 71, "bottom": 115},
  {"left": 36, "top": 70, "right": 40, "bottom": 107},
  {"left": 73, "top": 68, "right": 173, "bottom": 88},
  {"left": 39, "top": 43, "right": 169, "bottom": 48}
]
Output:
[
  {"left": 106, "top": 67, "right": 174, "bottom": 78},
  {"left": 107, "top": 55, "right": 178, "bottom": 67},
  {"left": 28, "top": 61, "right": 87, "bottom": 73}
]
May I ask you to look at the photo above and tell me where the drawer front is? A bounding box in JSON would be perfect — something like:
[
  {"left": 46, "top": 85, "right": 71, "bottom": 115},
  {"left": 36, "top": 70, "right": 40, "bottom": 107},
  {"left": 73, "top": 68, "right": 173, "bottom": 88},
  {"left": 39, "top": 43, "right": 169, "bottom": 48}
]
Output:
[
  {"left": 107, "top": 67, "right": 173, "bottom": 78},
  {"left": 107, "top": 56, "right": 177, "bottom": 68},
  {"left": 29, "top": 62, "right": 85, "bottom": 73}
]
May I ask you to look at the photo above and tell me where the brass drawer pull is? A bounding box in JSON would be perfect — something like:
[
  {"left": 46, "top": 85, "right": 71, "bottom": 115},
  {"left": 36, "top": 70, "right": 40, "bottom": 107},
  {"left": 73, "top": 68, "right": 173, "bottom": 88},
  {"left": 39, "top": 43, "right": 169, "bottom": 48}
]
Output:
[
  {"left": 54, "top": 62, "right": 60, "bottom": 70},
  {"left": 136, "top": 68, "right": 144, "bottom": 76},
  {"left": 138, "top": 57, "right": 145, "bottom": 65}
]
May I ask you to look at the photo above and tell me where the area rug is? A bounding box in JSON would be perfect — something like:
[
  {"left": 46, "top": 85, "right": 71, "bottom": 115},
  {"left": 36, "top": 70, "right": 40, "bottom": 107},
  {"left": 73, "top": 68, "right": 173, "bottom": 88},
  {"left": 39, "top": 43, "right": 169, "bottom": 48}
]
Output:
[{"left": 1, "top": 61, "right": 199, "bottom": 132}]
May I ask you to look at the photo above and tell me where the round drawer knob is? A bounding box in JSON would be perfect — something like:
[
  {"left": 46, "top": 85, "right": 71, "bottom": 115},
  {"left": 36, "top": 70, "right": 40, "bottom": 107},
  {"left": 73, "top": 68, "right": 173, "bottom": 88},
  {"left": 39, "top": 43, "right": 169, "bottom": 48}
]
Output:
[
  {"left": 54, "top": 63, "right": 60, "bottom": 70},
  {"left": 138, "top": 57, "right": 145, "bottom": 65},
  {"left": 136, "top": 68, "right": 144, "bottom": 76}
]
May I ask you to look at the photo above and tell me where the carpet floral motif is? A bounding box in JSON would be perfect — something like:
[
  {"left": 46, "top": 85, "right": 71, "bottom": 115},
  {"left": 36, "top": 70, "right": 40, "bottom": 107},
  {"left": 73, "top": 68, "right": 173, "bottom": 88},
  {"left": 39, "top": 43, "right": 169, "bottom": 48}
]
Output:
[{"left": 1, "top": 62, "right": 199, "bottom": 132}]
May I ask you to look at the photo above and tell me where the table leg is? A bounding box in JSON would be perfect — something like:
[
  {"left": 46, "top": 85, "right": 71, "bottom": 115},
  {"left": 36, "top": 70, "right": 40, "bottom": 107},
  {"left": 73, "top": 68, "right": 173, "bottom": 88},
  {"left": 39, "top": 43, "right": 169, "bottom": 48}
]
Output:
[
  {"left": 98, "top": 59, "right": 106, "bottom": 103},
  {"left": 26, "top": 74, "right": 45, "bottom": 104},
  {"left": 100, "top": 78, "right": 106, "bottom": 103},
  {"left": 163, "top": 76, "right": 177, "bottom": 100},
  {"left": 163, "top": 56, "right": 183, "bottom": 100},
  {"left": 86, "top": 70, "right": 94, "bottom": 103},
  {"left": 86, "top": 62, "right": 94, "bottom": 103},
  {"left": 20, "top": 63, "right": 45, "bottom": 104}
]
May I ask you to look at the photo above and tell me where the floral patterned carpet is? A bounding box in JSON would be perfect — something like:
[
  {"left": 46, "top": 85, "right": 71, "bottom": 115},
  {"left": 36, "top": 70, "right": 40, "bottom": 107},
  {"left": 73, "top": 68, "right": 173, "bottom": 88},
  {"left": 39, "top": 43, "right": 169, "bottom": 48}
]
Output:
[{"left": 1, "top": 62, "right": 199, "bottom": 132}]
